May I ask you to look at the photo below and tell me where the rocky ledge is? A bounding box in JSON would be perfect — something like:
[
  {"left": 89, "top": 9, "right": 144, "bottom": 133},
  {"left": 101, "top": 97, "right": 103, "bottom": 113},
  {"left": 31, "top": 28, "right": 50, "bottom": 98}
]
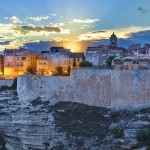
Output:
[{"left": 0, "top": 89, "right": 150, "bottom": 150}]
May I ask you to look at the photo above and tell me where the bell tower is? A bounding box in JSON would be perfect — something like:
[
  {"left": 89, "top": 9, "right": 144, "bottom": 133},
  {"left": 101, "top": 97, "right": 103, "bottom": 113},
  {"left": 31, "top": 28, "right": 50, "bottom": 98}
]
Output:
[{"left": 110, "top": 32, "right": 117, "bottom": 47}]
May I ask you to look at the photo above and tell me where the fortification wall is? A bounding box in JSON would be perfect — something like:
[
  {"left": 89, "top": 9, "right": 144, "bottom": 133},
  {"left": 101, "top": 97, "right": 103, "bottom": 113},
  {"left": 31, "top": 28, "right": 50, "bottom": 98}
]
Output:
[
  {"left": 17, "top": 69, "right": 150, "bottom": 107},
  {"left": 0, "top": 80, "right": 13, "bottom": 87}
]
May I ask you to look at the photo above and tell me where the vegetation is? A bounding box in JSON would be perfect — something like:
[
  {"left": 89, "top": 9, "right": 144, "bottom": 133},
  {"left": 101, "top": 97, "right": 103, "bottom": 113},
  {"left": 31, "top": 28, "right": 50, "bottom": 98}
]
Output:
[
  {"left": 79, "top": 60, "right": 93, "bottom": 67},
  {"left": 31, "top": 98, "right": 42, "bottom": 107},
  {"left": 137, "top": 128, "right": 150, "bottom": 147},
  {"left": 52, "top": 66, "right": 70, "bottom": 76},
  {"left": 25, "top": 67, "right": 36, "bottom": 75},
  {"left": 106, "top": 56, "right": 116, "bottom": 68},
  {"left": 111, "top": 128, "right": 124, "bottom": 139}
]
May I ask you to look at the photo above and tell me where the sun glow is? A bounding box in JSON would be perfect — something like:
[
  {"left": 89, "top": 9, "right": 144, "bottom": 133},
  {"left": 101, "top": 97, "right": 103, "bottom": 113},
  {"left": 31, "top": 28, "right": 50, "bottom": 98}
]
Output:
[{"left": 64, "top": 41, "right": 81, "bottom": 52}]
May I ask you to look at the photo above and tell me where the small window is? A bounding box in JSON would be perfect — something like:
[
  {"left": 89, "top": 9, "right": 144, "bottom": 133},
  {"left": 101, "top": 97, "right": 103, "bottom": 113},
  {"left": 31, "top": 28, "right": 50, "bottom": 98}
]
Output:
[{"left": 22, "top": 57, "right": 26, "bottom": 60}]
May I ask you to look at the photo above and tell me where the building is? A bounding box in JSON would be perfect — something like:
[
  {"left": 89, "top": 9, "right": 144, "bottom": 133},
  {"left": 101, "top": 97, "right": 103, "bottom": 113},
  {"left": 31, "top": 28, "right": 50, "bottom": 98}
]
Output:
[
  {"left": 0, "top": 55, "right": 4, "bottom": 76},
  {"left": 69, "top": 53, "right": 85, "bottom": 68},
  {"left": 129, "top": 44, "right": 150, "bottom": 58},
  {"left": 41, "top": 47, "right": 71, "bottom": 72},
  {"left": 110, "top": 32, "right": 117, "bottom": 47},
  {"left": 108, "top": 50, "right": 124, "bottom": 58},
  {"left": 4, "top": 49, "right": 41, "bottom": 78}
]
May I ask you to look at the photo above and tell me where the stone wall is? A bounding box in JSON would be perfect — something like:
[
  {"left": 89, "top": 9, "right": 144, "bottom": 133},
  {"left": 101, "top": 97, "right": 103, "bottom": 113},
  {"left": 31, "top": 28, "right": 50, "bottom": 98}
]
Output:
[
  {"left": 17, "top": 69, "right": 150, "bottom": 107},
  {"left": 0, "top": 80, "right": 13, "bottom": 87}
]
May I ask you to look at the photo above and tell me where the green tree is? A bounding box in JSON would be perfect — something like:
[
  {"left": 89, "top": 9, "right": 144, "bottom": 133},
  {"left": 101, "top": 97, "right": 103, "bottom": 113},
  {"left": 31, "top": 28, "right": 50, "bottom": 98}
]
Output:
[
  {"left": 52, "top": 66, "right": 64, "bottom": 76},
  {"left": 106, "top": 56, "right": 116, "bottom": 68},
  {"left": 25, "top": 67, "right": 36, "bottom": 75},
  {"left": 79, "top": 60, "right": 93, "bottom": 67}
]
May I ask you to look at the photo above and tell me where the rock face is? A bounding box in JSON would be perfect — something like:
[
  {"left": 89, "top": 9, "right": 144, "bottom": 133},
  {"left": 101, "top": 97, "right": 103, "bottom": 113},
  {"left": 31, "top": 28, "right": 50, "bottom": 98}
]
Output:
[{"left": 0, "top": 89, "right": 150, "bottom": 150}]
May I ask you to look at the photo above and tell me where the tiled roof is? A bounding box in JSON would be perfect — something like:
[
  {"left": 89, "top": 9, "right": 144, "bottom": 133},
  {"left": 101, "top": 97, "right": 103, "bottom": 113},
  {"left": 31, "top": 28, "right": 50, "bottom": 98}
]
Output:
[
  {"left": 50, "top": 47, "right": 64, "bottom": 50},
  {"left": 69, "top": 52, "right": 85, "bottom": 59}
]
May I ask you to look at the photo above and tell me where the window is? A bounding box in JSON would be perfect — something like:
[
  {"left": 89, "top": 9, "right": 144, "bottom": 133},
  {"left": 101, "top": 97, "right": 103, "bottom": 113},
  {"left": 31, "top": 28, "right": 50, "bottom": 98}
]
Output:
[
  {"left": 39, "top": 62, "right": 46, "bottom": 65},
  {"left": 5, "top": 62, "right": 12, "bottom": 67},
  {"left": 17, "top": 62, "right": 23, "bottom": 66},
  {"left": 22, "top": 57, "right": 26, "bottom": 60},
  {"left": 6, "top": 51, "right": 13, "bottom": 56}
]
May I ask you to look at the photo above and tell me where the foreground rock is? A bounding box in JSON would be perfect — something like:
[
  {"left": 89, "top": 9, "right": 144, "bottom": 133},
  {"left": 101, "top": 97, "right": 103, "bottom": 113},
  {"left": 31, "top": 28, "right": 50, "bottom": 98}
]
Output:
[{"left": 0, "top": 89, "right": 150, "bottom": 150}]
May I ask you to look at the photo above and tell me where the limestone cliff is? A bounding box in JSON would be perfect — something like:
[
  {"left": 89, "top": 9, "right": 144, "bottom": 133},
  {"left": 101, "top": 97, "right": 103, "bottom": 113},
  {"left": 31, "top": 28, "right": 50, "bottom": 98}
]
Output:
[{"left": 0, "top": 89, "right": 150, "bottom": 150}]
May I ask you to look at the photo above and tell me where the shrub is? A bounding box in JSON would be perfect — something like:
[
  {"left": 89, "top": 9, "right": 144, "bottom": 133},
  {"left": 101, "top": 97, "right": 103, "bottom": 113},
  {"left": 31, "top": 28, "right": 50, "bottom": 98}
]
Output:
[
  {"left": 31, "top": 98, "right": 42, "bottom": 107},
  {"left": 106, "top": 56, "right": 116, "bottom": 68},
  {"left": 79, "top": 60, "right": 93, "bottom": 67},
  {"left": 137, "top": 128, "right": 150, "bottom": 146},
  {"left": 25, "top": 67, "right": 36, "bottom": 75},
  {"left": 111, "top": 128, "right": 124, "bottom": 139}
]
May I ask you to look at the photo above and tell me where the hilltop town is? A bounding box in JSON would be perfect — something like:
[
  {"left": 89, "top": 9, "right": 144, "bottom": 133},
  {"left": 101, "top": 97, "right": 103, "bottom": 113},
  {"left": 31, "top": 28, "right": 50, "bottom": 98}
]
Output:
[{"left": 0, "top": 33, "right": 149, "bottom": 79}]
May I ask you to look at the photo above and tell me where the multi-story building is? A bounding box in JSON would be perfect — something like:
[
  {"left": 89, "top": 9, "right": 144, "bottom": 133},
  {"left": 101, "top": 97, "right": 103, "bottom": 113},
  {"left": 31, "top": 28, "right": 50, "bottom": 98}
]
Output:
[
  {"left": 40, "top": 47, "right": 71, "bottom": 72},
  {"left": 86, "top": 33, "right": 125, "bottom": 66},
  {"left": 4, "top": 49, "right": 41, "bottom": 78},
  {"left": 0, "top": 55, "right": 4, "bottom": 76},
  {"left": 129, "top": 44, "right": 150, "bottom": 58}
]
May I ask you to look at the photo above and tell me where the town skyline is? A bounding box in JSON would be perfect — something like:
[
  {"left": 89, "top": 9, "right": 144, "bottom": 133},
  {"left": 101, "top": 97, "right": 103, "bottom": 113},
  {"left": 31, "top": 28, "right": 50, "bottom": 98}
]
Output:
[{"left": 0, "top": 0, "right": 150, "bottom": 52}]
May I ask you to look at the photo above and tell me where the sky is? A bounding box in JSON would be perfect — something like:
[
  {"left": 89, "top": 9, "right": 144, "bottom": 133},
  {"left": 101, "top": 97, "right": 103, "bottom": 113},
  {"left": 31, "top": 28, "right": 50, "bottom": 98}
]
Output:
[{"left": 0, "top": 0, "right": 150, "bottom": 52}]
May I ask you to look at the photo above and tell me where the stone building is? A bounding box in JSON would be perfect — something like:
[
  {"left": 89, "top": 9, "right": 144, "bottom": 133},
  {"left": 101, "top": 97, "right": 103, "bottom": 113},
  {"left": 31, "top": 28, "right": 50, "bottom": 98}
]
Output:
[
  {"left": 4, "top": 49, "right": 40, "bottom": 78},
  {"left": 0, "top": 55, "right": 4, "bottom": 76},
  {"left": 110, "top": 32, "right": 117, "bottom": 47}
]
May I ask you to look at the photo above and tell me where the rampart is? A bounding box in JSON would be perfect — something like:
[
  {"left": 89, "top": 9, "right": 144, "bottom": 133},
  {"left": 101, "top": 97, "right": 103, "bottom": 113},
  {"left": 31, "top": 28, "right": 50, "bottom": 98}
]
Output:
[{"left": 17, "top": 69, "right": 150, "bottom": 107}]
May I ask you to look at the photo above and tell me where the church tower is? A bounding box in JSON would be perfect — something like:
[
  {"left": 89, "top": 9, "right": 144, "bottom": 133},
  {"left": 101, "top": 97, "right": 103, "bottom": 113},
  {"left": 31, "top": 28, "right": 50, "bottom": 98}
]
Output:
[{"left": 110, "top": 32, "right": 117, "bottom": 47}]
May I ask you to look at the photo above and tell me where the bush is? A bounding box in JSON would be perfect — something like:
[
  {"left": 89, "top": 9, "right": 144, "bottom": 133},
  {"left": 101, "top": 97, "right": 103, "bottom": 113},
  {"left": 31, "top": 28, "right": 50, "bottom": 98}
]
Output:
[
  {"left": 137, "top": 128, "right": 150, "bottom": 146},
  {"left": 31, "top": 98, "right": 42, "bottom": 107},
  {"left": 106, "top": 56, "right": 116, "bottom": 68},
  {"left": 25, "top": 67, "right": 36, "bottom": 75},
  {"left": 111, "top": 128, "right": 124, "bottom": 139},
  {"left": 79, "top": 60, "right": 93, "bottom": 67}
]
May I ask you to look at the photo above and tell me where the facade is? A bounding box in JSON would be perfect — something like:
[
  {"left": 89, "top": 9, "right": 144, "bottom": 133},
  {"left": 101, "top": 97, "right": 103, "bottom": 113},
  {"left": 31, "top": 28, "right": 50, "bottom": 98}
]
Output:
[
  {"left": 69, "top": 53, "right": 85, "bottom": 68},
  {"left": 40, "top": 47, "right": 71, "bottom": 72},
  {"left": 108, "top": 50, "right": 124, "bottom": 58},
  {"left": 50, "top": 47, "right": 71, "bottom": 71},
  {"left": 129, "top": 44, "right": 150, "bottom": 58},
  {"left": 0, "top": 55, "right": 4, "bottom": 76},
  {"left": 4, "top": 49, "right": 41, "bottom": 78}
]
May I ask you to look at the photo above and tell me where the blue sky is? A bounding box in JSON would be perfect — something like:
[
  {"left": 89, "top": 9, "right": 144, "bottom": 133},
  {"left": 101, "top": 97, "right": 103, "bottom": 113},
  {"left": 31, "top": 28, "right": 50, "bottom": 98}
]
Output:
[{"left": 0, "top": 0, "right": 150, "bottom": 51}]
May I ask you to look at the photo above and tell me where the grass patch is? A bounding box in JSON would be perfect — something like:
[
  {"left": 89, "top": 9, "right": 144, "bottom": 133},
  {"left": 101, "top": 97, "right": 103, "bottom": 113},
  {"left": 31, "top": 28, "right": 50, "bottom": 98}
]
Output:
[{"left": 111, "top": 128, "right": 124, "bottom": 139}]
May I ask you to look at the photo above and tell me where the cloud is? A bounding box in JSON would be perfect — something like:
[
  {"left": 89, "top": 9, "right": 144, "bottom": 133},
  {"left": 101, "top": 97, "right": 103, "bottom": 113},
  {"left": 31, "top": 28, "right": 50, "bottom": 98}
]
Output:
[
  {"left": 29, "top": 16, "right": 49, "bottom": 21},
  {"left": 72, "top": 19, "right": 100, "bottom": 24},
  {"left": 13, "top": 25, "right": 61, "bottom": 34},
  {"left": 4, "top": 17, "right": 9, "bottom": 20},
  {"left": 127, "top": 30, "right": 150, "bottom": 39},
  {"left": 80, "top": 25, "right": 91, "bottom": 30},
  {"left": 92, "top": 31, "right": 106, "bottom": 33},
  {"left": 0, "top": 41, "right": 11, "bottom": 45},
  {"left": 50, "top": 22, "right": 65, "bottom": 27},
  {"left": 49, "top": 13, "right": 56, "bottom": 17},
  {"left": 9, "top": 16, "right": 23, "bottom": 24},
  {"left": 79, "top": 26, "right": 150, "bottom": 41},
  {"left": 137, "top": 7, "right": 147, "bottom": 14}
]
